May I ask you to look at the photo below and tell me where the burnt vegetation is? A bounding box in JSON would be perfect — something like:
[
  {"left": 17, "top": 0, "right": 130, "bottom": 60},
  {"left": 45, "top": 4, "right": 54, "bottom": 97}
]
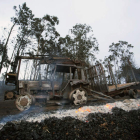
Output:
[
  {"left": 0, "top": 2, "right": 140, "bottom": 140},
  {"left": 0, "top": 108, "right": 140, "bottom": 140}
]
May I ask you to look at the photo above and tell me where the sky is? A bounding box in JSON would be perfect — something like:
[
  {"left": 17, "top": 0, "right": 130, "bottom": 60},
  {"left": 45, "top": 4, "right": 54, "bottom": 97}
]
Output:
[{"left": 0, "top": 0, "right": 140, "bottom": 67}]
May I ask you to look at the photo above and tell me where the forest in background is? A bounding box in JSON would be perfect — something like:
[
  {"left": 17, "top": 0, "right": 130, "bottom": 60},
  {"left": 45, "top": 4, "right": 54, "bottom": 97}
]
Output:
[{"left": 0, "top": 2, "right": 140, "bottom": 84}]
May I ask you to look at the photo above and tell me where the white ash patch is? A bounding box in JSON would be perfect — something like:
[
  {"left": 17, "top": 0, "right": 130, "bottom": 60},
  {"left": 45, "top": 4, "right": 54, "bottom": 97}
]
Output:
[{"left": 23, "top": 98, "right": 140, "bottom": 122}]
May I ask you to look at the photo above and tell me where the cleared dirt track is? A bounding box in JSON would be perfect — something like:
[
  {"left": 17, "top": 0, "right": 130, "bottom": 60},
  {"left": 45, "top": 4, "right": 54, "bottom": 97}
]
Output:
[{"left": 0, "top": 100, "right": 20, "bottom": 117}]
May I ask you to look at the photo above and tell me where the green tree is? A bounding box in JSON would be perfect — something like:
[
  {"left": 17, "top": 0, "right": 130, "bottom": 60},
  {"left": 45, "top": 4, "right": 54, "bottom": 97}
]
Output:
[
  {"left": 0, "top": 3, "right": 34, "bottom": 74},
  {"left": 10, "top": 3, "right": 34, "bottom": 73},
  {"left": 59, "top": 24, "right": 99, "bottom": 63},
  {"left": 109, "top": 41, "right": 134, "bottom": 83},
  {"left": 5, "top": 2, "right": 34, "bottom": 51},
  {"left": 30, "top": 15, "right": 60, "bottom": 79},
  {"left": 31, "top": 15, "right": 60, "bottom": 55},
  {"left": 0, "top": 40, "right": 9, "bottom": 73}
]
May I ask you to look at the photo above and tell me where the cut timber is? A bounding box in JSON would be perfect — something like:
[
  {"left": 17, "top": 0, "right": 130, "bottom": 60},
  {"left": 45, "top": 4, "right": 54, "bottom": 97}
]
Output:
[{"left": 108, "top": 82, "right": 139, "bottom": 92}]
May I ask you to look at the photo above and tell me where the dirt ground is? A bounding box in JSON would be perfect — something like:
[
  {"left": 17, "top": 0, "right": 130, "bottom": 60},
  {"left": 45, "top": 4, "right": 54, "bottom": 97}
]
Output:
[
  {"left": 0, "top": 99, "right": 63, "bottom": 118},
  {"left": 0, "top": 90, "right": 140, "bottom": 121}
]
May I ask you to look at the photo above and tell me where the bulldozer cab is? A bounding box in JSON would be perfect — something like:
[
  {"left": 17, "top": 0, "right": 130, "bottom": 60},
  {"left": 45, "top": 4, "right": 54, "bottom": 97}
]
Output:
[{"left": 5, "top": 56, "right": 89, "bottom": 98}]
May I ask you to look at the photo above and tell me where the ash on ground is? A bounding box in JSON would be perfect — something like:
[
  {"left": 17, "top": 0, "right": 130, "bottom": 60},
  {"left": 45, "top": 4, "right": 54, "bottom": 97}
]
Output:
[
  {"left": 5, "top": 99, "right": 140, "bottom": 123},
  {"left": 0, "top": 99, "right": 140, "bottom": 140}
]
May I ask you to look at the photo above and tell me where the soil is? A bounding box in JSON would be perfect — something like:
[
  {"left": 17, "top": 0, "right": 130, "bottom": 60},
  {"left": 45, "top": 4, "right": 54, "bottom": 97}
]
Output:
[{"left": 0, "top": 90, "right": 140, "bottom": 140}]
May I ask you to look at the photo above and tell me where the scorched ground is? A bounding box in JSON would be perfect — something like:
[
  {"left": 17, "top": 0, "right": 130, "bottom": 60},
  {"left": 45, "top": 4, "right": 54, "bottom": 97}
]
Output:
[{"left": 0, "top": 97, "right": 140, "bottom": 140}]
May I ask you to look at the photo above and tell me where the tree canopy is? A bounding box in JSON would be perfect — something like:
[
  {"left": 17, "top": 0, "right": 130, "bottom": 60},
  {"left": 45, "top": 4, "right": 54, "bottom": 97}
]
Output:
[
  {"left": 102, "top": 41, "right": 135, "bottom": 84},
  {"left": 0, "top": 2, "right": 139, "bottom": 83},
  {"left": 58, "top": 24, "right": 99, "bottom": 63}
]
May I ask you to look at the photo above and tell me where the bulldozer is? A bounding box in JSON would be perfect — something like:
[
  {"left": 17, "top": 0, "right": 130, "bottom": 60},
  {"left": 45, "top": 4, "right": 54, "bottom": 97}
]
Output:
[{"left": 4, "top": 55, "right": 139, "bottom": 111}]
